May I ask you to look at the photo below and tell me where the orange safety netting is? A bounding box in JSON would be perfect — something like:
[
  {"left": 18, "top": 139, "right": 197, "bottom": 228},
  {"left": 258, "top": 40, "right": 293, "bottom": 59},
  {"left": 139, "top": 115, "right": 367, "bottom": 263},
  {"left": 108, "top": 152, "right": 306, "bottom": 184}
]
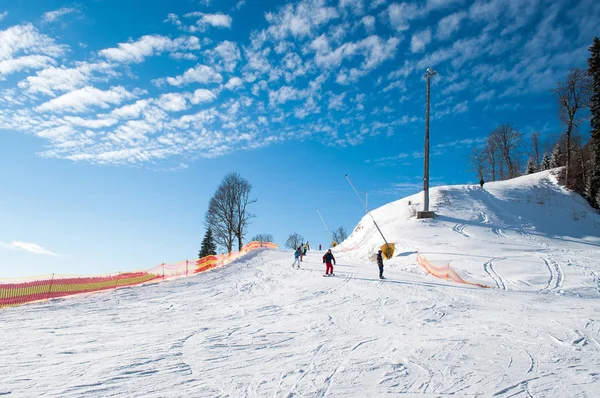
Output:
[
  {"left": 0, "top": 241, "right": 278, "bottom": 308},
  {"left": 416, "top": 252, "right": 490, "bottom": 288}
]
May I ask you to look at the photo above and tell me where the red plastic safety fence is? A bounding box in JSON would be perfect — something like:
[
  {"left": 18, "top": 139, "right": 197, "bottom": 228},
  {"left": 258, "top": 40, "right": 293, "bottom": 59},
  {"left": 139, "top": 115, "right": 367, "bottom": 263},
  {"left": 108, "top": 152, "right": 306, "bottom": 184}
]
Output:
[
  {"left": 0, "top": 241, "right": 278, "bottom": 308},
  {"left": 416, "top": 252, "right": 490, "bottom": 288}
]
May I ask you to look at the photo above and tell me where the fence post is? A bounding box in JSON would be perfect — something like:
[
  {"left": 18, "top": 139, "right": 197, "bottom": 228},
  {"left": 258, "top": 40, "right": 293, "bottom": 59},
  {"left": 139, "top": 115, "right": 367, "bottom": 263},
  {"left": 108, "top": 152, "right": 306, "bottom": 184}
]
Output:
[
  {"left": 47, "top": 273, "right": 55, "bottom": 300},
  {"left": 114, "top": 272, "right": 121, "bottom": 290},
  {"left": 186, "top": 260, "right": 189, "bottom": 277}
]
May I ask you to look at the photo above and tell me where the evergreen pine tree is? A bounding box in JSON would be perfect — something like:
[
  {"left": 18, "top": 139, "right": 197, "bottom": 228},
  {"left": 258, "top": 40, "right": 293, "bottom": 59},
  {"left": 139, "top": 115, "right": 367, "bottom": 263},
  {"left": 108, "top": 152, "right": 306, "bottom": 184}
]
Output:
[
  {"left": 526, "top": 158, "right": 535, "bottom": 174},
  {"left": 541, "top": 153, "right": 551, "bottom": 170},
  {"left": 588, "top": 37, "right": 600, "bottom": 208},
  {"left": 550, "top": 143, "right": 565, "bottom": 168},
  {"left": 199, "top": 228, "right": 217, "bottom": 258}
]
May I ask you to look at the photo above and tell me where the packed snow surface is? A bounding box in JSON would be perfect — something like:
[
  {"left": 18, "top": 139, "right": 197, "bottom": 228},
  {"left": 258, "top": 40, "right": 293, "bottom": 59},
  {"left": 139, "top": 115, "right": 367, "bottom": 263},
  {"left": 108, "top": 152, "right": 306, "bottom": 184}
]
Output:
[{"left": 2, "top": 170, "right": 600, "bottom": 397}]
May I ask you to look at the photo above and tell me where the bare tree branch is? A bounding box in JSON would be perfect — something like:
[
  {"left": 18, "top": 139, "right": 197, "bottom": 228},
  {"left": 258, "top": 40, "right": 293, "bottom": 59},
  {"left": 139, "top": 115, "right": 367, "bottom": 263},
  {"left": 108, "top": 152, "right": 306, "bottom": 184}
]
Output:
[
  {"left": 552, "top": 68, "right": 592, "bottom": 186},
  {"left": 488, "top": 124, "right": 523, "bottom": 179},
  {"left": 285, "top": 233, "right": 303, "bottom": 250}
]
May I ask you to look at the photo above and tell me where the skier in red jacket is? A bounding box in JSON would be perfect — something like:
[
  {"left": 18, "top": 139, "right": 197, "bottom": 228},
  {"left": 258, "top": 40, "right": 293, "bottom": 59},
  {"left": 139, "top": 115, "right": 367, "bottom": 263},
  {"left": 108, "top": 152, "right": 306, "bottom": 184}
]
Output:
[{"left": 322, "top": 249, "right": 336, "bottom": 276}]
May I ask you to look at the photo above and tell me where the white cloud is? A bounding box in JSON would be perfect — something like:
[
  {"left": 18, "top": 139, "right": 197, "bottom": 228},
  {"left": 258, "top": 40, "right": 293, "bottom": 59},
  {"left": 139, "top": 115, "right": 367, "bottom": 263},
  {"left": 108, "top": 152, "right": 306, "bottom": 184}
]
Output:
[
  {"left": 0, "top": 241, "right": 62, "bottom": 256},
  {"left": 36, "top": 125, "right": 76, "bottom": 141},
  {"left": 64, "top": 116, "right": 118, "bottom": 128},
  {"left": 177, "top": 12, "right": 233, "bottom": 32},
  {"left": 339, "top": 0, "right": 364, "bottom": 16},
  {"left": 190, "top": 89, "right": 217, "bottom": 104},
  {"left": 370, "top": 0, "right": 388, "bottom": 9},
  {"left": 205, "top": 40, "right": 241, "bottom": 72},
  {"left": 437, "top": 11, "right": 466, "bottom": 40},
  {"left": 170, "top": 52, "right": 198, "bottom": 60},
  {"left": 382, "top": 79, "right": 406, "bottom": 92},
  {"left": 475, "top": 89, "right": 495, "bottom": 102},
  {"left": 264, "top": 0, "right": 340, "bottom": 40},
  {"left": 361, "top": 15, "right": 376, "bottom": 33},
  {"left": 36, "top": 86, "right": 136, "bottom": 113},
  {"left": 200, "top": 13, "right": 232, "bottom": 28},
  {"left": 411, "top": 28, "right": 432, "bottom": 53},
  {"left": 162, "top": 64, "right": 223, "bottom": 86},
  {"left": 244, "top": 47, "right": 272, "bottom": 74},
  {"left": 0, "top": 11, "right": 7, "bottom": 21},
  {"left": 435, "top": 137, "right": 485, "bottom": 149},
  {"left": 360, "top": 35, "right": 400, "bottom": 70},
  {"left": 18, "top": 62, "right": 117, "bottom": 96},
  {"left": 427, "top": 0, "right": 463, "bottom": 10},
  {"left": 311, "top": 34, "right": 398, "bottom": 75},
  {"left": 442, "top": 80, "right": 469, "bottom": 95},
  {"left": 153, "top": 89, "right": 218, "bottom": 111},
  {"left": 0, "top": 55, "right": 56, "bottom": 76},
  {"left": 0, "top": 24, "right": 67, "bottom": 76},
  {"left": 42, "top": 7, "right": 78, "bottom": 23},
  {"left": 224, "top": 77, "right": 243, "bottom": 90},
  {"left": 453, "top": 100, "right": 469, "bottom": 113},
  {"left": 328, "top": 92, "right": 346, "bottom": 110},
  {"left": 99, "top": 35, "right": 200, "bottom": 63},
  {"left": 416, "top": 34, "right": 488, "bottom": 69},
  {"left": 500, "top": 0, "right": 540, "bottom": 36},
  {"left": 387, "top": 2, "right": 420, "bottom": 32},
  {"left": 269, "top": 86, "right": 303, "bottom": 106},
  {"left": 111, "top": 100, "right": 150, "bottom": 119},
  {"left": 468, "top": 0, "right": 503, "bottom": 23},
  {"left": 155, "top": 93, "right": 189, "bottom": 112}
]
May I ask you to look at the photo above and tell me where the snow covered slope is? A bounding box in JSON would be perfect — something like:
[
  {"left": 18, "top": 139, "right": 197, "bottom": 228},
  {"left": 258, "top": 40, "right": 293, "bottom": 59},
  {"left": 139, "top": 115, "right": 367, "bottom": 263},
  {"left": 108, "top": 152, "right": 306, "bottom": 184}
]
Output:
[
  {"left": 1, "top": 170, "right": 599, "bottom": 397},
  {"left": 340, "top": 169, "right": 600, "bottom": 294}
]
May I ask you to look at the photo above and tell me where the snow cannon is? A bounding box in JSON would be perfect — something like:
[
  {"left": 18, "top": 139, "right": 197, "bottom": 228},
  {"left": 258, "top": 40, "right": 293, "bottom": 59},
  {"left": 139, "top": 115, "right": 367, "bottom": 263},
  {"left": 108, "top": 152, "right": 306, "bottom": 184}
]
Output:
[{"left": 380, "top": 243, "right": 395, "bottom": 260}]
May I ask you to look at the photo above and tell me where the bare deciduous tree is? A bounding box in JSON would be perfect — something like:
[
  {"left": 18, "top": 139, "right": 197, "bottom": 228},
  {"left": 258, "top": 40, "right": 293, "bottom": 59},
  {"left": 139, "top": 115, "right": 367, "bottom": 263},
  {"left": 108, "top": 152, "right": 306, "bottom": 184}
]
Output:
[
  {"left": 205, "top": 173, "right": 255, "bottom": 253},
  {"left": 484, "top": 136, "right": 498, "bottom": 181},
  {"left": 469, "top": 146, "right": 486, "bottom": 180},
  {"left": 251, "top": 233, "right": 274, "bottom": 243},
  {"left": 488, "top": 124, "right": 523, "bottom": 179},
  {"left": 552, "top": 68, "right": 592, "bottom": 186},
  {"left": 232, "top": 175, "right": 256, "bottom": 251},
  {"left": 331, "top": 226, "right": 348, "bottom": 243},
  {"left": 285, "top": 233, "right": 303, "bottom": 250}
]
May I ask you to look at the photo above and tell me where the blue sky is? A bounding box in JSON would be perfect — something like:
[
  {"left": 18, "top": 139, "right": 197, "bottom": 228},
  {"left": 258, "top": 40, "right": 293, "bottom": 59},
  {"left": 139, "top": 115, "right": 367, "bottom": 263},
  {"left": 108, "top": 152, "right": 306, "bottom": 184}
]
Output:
[{"left": 0, "top": 0, "right": 598, "bottom": 277}]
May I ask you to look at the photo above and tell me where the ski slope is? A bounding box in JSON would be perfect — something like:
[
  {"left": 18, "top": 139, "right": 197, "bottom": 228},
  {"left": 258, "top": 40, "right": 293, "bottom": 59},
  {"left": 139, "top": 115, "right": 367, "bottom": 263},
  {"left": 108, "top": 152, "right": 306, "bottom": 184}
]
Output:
[{"left": 1, "top": 170, "right": 599, "bottom": 397}]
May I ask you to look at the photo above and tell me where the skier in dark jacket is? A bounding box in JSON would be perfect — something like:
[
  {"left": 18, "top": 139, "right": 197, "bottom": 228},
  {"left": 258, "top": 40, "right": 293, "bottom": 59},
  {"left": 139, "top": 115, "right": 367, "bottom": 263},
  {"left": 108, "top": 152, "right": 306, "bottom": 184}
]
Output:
[
  {"left": 292, "top": 248, "right": 301, "bottom": 268},
  {"left": 376, "top": 250, "right": 384, "bottom": 279},
  {"left": 322, "top": 249, "right": 336, "bottom": 276},
  {"left": 479, "top": 178, "right": 484, "bottom": 189}
]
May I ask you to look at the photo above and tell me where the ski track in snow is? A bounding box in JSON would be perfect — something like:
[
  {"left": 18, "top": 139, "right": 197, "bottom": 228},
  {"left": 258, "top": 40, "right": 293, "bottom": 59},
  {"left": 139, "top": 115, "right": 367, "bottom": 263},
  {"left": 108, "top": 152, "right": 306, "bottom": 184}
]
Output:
[
  {"left": 478, "top": 211, "right": 489, "bottom": 224},
  {"left": 484, "top": 259, "right": 506, "bottom": 290},
  {"left": 541, "top": 256, "right": 564, "bottom": 292},
  {"left": 452, "top": 223, "right": 469, "bottom": 238},
  {"left": 491, "top": 227, "right": 507, "bottom": 238}
]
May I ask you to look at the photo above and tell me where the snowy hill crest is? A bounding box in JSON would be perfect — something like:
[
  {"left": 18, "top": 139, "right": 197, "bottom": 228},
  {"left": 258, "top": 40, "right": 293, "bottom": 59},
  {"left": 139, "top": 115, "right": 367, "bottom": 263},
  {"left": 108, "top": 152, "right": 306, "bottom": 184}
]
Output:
[{"left": 339, "top": 170, "right": 600, "bottom": 293}]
